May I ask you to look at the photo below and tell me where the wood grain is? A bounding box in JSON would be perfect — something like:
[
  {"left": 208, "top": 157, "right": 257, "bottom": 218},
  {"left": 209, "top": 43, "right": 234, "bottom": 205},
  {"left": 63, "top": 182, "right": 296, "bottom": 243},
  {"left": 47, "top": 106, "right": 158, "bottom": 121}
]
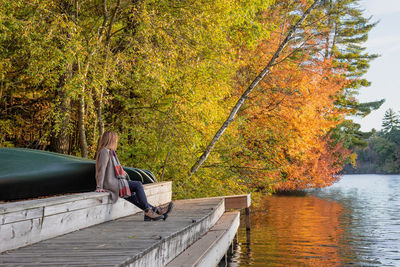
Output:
[
  {"left": 0, "top": 198, "right": 225, "bottom": 267},
  {"left": 0, "top": 182, "right": 172, "bottom": 253}
]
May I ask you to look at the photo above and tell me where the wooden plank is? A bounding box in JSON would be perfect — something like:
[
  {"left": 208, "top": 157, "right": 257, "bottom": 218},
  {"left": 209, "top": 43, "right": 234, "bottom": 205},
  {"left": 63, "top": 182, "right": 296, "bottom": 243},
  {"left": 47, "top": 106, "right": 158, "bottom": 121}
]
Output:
[
  {"left": 0, "top": 198, "right": 225, "bottom": 267},
  {"left": 125, "top": 198, "right": 225, "bottom": 267},
  {"left": 190, "top": 194, "right": 251, "bottom": 209},
  {"left": 43, "top": 197, "right": 105, "bottom": 216},
  {"left": 0, "top": 182, "right": 172, "bottom": 215},
  {"left": 165, "top": 212, "right": 240, "bottom": 267},
  {"left": 224, "top": 194, "right": 251, "bottom": 209},
  {"left": 0, "top": 182, "right": 172, "bottom": 253},
  {"left": 143, "top": 181, "right": 172, "bottom": 196},
  {"left": 0, "top": 206, "right": 43, "bottom": 224},
  {"left": 0, "top": 193, "right": 107, "bottom": 214}
]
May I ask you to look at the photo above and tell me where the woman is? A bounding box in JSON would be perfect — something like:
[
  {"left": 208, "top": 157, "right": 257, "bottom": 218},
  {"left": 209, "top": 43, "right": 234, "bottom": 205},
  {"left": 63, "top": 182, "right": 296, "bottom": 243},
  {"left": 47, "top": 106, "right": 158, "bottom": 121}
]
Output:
[{"left": 95, "top": 131, "right": 173, "bottom": 221}]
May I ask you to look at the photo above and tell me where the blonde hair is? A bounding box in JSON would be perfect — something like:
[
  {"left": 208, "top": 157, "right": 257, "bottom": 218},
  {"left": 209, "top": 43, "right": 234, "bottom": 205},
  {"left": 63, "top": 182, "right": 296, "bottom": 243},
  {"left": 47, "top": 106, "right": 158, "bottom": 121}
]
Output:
[{"left": 97, "top": 131, "right": 118, "bottom": 153}]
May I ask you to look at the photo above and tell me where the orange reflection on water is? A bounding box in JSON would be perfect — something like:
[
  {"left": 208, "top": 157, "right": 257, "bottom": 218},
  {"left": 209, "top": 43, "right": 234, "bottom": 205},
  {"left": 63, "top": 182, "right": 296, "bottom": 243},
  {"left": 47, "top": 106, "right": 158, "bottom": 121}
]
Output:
[{"left": 238, "top": 195, "right": 345, "bottom": 266}]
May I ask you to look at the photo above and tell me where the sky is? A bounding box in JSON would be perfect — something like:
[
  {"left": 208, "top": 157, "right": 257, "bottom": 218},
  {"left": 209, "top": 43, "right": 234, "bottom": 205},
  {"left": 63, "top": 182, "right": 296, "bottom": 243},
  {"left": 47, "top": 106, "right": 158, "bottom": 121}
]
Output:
[{"left": 353, "top": 0, "right": 400, "bottom": 131}]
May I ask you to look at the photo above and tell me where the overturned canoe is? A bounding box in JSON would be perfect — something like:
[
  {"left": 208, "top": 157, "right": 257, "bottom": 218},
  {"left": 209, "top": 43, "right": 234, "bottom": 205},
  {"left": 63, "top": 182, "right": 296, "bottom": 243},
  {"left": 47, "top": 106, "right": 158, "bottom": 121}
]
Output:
[{"left": 0, "top": 148, "right": 156, "bottom": 201}]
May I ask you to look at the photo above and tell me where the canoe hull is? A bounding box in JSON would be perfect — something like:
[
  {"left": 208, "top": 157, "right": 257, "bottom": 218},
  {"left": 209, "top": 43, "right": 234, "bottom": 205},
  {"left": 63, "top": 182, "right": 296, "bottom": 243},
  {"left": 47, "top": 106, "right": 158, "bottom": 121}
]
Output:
[{"left": 0, "top": 148, "right": 156, "bottom": 201}]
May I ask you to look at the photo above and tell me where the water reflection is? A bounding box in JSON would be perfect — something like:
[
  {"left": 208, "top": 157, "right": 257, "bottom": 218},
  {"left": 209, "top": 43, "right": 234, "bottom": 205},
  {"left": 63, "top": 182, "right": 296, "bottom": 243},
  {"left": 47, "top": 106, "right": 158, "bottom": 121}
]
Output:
[{"left": 230, "top": 175, "right": 400, "bottom": 266}]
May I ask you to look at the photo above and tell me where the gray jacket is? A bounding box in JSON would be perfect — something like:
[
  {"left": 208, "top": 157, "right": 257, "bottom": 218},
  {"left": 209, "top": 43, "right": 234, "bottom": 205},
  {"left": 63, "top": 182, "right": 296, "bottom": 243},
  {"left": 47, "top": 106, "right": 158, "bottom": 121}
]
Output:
[{"left": 95, "top": 148, "right": 119, "bottom": 203}]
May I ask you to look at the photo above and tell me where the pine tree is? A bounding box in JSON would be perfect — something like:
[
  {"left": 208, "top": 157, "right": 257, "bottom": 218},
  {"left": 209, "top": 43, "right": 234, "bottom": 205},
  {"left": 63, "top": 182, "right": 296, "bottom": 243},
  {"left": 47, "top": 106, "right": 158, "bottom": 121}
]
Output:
[
  {"left": 382, "top": 108, "right": 400, "bottom": 133},
  {"left": 320, "top": 0, "right": 383, "bottom": 148}
]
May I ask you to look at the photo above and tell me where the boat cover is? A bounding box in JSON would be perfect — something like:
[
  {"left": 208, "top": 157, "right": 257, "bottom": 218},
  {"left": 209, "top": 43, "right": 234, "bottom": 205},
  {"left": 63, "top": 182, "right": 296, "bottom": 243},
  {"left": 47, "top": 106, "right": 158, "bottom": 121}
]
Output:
[{"left": 0, "top": 148, "right": 156, "bottom": 201}]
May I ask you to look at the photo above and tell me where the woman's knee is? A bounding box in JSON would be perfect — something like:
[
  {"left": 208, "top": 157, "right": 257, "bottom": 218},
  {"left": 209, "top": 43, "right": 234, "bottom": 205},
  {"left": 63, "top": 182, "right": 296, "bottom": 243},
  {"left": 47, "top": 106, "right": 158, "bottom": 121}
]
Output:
[{"left": 129, "top": 180, "right": 143, "bottom": 190}]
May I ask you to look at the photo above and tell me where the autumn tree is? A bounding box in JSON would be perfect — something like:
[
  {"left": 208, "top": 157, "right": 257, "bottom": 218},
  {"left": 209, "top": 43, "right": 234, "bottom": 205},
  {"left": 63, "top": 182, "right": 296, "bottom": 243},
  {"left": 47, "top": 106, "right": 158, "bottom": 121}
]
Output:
[{"left": 0, "top": 0, "right": 380, "bottom": 198}]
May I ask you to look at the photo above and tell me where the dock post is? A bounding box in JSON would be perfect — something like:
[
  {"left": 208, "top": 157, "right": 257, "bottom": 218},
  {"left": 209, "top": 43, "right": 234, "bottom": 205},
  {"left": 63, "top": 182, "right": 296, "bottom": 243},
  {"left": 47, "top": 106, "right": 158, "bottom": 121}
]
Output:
[
  {"left": 245, "top": 207, "right": 252, "bottom": 261},
  {"left": 230, "top": 234, "right": 237, "bottom": 255},
  {"left": 218, "top": 252, "right": 228, "bottom": 267},
  {"left": 245, "top": 207, "right": 250, "bottom": 230}
]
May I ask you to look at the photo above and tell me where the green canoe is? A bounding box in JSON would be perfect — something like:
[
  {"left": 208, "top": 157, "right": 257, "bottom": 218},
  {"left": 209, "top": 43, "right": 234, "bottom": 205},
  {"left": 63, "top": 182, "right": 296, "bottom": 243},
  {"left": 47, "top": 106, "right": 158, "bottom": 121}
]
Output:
[{"left": 0, "top": 148, "right": 157, "bottom": 201}]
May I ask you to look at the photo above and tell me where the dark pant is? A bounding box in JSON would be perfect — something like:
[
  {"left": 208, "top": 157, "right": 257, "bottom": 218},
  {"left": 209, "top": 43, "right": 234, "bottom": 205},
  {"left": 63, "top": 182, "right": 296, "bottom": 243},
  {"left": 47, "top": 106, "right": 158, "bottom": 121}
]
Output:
[{"left": 125, "top": 180, "right": 155, "bottom": 212}]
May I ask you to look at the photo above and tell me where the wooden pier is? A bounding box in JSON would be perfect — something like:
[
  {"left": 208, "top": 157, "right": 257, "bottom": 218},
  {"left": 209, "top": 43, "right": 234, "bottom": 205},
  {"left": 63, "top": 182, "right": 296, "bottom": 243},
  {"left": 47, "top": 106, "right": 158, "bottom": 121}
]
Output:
[{"left": 0, "top": 182, "right": 249, "bottom": 266}]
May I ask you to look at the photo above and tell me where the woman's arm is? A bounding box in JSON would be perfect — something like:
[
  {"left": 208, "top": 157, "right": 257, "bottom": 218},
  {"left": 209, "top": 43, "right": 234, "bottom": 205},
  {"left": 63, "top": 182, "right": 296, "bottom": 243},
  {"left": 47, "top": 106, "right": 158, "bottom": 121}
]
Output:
[{"left": 95, "top": 148, "right": 109, "bottom": 191}]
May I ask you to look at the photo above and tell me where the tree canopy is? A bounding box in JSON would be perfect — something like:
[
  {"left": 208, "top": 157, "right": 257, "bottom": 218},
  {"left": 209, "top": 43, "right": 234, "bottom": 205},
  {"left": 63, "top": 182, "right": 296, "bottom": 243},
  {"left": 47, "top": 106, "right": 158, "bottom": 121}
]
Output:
[{"left": 0, "top": 0, "right": 379, "bottom": 198}]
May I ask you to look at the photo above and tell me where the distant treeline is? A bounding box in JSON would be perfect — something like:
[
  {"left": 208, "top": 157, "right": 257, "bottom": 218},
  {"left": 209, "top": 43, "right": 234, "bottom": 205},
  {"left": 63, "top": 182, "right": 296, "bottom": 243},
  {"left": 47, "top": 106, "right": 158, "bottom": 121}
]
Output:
[{"left": 344, "top": 109, "right": 400, "bottom": 174}]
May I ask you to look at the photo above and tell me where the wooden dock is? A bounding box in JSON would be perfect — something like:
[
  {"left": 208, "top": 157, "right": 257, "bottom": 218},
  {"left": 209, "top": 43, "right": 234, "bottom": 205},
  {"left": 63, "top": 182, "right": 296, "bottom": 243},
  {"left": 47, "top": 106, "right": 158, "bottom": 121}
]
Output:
[
  {"left": 0, "top": 182, "right": 172, "bottom": 253},
  {"left": 0, "top": 183, "right": 249, "bottom": 266}
]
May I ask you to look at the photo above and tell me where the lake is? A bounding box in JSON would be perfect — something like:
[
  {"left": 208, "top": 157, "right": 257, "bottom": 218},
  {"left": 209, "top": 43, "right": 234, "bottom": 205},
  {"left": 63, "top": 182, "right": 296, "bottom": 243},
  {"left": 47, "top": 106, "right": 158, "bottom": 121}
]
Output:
[{"left": 227, "top": 175, "right": 400, "bottom": 266}]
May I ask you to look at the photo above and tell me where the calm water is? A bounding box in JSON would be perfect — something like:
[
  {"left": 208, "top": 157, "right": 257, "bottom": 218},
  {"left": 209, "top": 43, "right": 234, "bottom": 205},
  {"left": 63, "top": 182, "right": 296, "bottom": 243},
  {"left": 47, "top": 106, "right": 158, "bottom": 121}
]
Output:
[{"left": 228, "top": 175, "right": 400, "bottom": 266}]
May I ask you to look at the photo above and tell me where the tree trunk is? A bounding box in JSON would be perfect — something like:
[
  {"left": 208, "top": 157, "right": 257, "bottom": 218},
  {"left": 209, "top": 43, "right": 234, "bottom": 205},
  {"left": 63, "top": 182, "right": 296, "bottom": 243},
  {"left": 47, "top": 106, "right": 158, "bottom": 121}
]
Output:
[
  {"left": 78, "top": 93, "right": 88, "bottom": 158},
  {"left": 96, "top": 0, "right": 120, "bottom": 140},
  {"left": 50, "top": 90, "right": 71, "bottom": 154},
  {"left": 73, "top": 0, "right": 87, "bottom": 158},
  {"left": 50, "top": 63, "right": 73, "bottom": 154},
  {"left": 75, "top": 0, "right": 114, "bottom": 158},
  {"left": 189, "top": 0, "right": 321, "bottom": 176},
  {"left": 160, "top": 151, "right": 171, "bottom": 182},
  {"left": 97, "top": 97, "right": 105, "bottom": 138},
  {"left": 96, "top": 49, "right": 108, "bottom": 141}
]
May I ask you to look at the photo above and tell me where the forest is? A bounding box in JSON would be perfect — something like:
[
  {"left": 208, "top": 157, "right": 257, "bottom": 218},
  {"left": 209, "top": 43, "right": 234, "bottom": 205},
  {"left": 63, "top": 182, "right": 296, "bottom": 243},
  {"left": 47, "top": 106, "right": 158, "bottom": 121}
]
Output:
[
  {"left": 0, "top": 0, "right": 382, "bottom": 198},
  {"left": 344, "top": 108, "right": 400, "bottom": 174}
]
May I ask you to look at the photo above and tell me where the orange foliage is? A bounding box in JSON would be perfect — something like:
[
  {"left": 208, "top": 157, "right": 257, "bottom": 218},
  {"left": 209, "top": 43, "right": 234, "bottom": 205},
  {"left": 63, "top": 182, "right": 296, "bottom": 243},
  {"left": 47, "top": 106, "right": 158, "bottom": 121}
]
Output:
[{"left": 234, "top": 22, "right": 350, "bottom": 191}]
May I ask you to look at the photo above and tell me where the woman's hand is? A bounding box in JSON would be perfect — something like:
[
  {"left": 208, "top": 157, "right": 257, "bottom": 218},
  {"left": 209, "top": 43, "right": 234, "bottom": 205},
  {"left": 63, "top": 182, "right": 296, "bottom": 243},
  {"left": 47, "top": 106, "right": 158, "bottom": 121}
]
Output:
[{"left": 95, "top": 188, "right": 105, "bottom": 192}]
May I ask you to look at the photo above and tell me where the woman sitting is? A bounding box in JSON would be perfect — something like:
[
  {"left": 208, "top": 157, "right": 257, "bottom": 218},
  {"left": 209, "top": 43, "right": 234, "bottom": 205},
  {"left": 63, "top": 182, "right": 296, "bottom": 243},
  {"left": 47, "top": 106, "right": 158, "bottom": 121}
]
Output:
[{"left": 95, "top": 131, "right": 173, "bottom": 221}]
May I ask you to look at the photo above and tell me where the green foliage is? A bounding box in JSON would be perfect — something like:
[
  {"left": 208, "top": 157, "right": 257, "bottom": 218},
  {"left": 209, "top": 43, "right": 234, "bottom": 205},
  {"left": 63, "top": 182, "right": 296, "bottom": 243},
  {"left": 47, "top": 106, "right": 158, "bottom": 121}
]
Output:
[
  {"left": 382, "top": 108, "right": 400, "bottom": 133},
  {"left": 330, "top": 119, "right": 370, "bottom": 148},
  {"left": 0, "top": 0, "right": 379, "bottom": 198},
  {"left": 345, "top": 112, "right": 400, "bottom": 174},
  {"left": 317, "top": 0, "right": 383, "bottom": 149},
  {"left": 1, "top": 0, "right": 275, "bottom": 198}
]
